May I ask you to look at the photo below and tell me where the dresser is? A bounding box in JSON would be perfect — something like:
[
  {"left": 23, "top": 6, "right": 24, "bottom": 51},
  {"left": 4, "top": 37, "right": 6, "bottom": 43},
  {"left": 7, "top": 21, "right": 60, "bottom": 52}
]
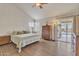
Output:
[
  {"left": 42, "top": 24, "right": 52, "bottom": 40},
  {"left": 0, "top": 35, "right": 11, "bottom": 45}
]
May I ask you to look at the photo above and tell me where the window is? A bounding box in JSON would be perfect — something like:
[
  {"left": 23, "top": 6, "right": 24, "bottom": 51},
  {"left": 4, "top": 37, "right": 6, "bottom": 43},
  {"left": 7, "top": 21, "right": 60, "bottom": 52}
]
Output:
[{"left": 28, "top": 20, "right": 40, "bottom": 32}]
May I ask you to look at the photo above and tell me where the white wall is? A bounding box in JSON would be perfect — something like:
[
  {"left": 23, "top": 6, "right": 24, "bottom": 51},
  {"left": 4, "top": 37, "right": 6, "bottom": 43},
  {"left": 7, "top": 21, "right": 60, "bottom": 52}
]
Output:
[{"left": 0, "top": 4, "right": 33, "bottom": 36}]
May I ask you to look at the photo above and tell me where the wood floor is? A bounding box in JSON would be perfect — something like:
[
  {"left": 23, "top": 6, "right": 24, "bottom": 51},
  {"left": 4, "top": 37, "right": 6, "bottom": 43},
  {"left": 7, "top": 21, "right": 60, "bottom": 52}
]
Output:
[{"left": 0, "top": 40, "right": 75, "bottom": 56}]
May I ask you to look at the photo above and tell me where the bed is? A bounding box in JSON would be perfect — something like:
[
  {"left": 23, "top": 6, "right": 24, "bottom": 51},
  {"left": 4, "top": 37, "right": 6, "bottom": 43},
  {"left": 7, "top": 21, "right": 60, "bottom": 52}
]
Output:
[{"left": 11, "top": 31, "right": 40, "bottom": 53}]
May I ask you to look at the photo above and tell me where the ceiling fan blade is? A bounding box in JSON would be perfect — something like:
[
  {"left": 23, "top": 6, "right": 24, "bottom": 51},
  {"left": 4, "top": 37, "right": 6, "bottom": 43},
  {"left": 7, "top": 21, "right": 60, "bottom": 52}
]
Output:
[
  {"left": 43, "top": 3, "right": 48, "bottom": 4},
  {"left": 39, "top": 6, "right": 43, "bottom": 9},
  {"left": 32, "top": 4, "right": 35, "bottom": 7}
]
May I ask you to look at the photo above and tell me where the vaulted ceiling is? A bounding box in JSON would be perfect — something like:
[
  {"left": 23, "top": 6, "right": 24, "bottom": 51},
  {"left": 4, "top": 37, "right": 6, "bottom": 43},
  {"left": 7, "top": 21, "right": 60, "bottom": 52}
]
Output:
[{"left": 16, "top": 3, "right": 79, "bottom": 20}]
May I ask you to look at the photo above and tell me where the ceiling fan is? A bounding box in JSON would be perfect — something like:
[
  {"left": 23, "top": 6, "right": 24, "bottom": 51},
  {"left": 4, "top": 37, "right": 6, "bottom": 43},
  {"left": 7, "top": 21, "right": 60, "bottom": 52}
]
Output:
[{"left": 32, "top": 3, "right": 48, "bottom": 9}]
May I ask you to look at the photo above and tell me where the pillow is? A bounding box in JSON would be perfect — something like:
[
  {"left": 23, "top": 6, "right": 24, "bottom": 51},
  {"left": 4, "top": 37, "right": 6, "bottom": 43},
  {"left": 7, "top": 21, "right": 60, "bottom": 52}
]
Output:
[
  {"left": 12, "top": 31, "right": 30, "bottom": 35},
  {"left": 22, "top": 31, "right": 30, "bottom": 34},
  {"left": 16, "top": 31, "right": 23, "bottom": 35},
  {"left": 12, "top": 31, "right": 18, "bottom": 35},
  {"left": 11, "top": 31, "right": 22, "bottom": 35}
]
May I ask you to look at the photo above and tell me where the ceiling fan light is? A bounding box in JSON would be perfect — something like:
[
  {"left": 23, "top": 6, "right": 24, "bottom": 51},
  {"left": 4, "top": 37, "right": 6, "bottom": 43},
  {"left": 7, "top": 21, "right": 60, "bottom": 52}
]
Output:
[{"left": 36, "top": 3, "right": 41, "bottom": 7}]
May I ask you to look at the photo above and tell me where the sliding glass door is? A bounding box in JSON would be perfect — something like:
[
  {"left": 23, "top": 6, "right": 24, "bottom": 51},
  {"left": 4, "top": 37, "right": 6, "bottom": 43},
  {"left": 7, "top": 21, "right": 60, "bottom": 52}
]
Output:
[{"left": 57, "top": 22, "right": 73, "bottom": 43}]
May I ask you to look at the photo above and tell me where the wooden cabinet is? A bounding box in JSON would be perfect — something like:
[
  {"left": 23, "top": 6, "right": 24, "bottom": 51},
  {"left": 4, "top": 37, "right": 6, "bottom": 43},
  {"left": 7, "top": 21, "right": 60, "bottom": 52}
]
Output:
[
  {"left": 0, "top": 35, "right": 11, "bottom": 45},
  {"left": 42, "top": 24, "right": 52, "bottom": 40}
]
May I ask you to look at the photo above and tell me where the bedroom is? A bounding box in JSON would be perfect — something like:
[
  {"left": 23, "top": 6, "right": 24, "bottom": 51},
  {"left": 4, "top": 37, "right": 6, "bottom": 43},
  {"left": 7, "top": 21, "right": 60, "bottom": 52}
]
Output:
[{"left": 0, "top": 3, "right": 78, "bottom": 56}]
